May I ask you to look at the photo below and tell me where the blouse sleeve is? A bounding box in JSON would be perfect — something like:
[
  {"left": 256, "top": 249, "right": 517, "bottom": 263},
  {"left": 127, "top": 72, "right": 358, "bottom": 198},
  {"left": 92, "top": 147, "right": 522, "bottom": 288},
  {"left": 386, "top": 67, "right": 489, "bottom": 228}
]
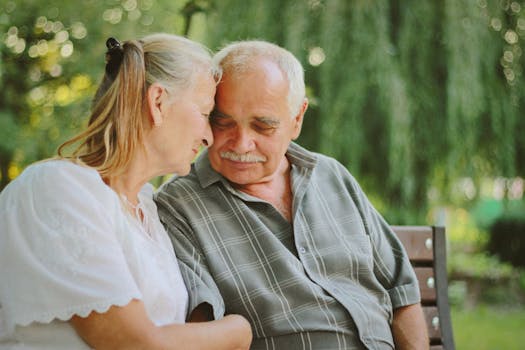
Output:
[{"left": 0, "top": 161, "right": 141, "bottom": 332}]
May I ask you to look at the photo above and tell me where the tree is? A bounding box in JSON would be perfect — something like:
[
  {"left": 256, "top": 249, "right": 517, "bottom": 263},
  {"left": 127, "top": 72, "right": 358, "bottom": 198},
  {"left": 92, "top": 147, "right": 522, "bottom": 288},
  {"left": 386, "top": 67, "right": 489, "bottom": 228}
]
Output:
[
  {"left": 2, "top": 0, "right": 524, "bottom": 223},
  {"left": 203, "top": 0, "right": 525, "bottom": 223},
  {"left": 0, "top": 0, "right": 193, "bottom": 190}
]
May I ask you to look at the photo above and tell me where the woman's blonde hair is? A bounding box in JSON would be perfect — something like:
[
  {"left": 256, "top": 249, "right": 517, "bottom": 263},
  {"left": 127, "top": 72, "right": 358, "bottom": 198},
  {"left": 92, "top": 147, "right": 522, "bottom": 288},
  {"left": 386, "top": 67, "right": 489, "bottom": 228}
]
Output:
[{"left": 58, "top": 33, "right": 219, "bottom": 178}]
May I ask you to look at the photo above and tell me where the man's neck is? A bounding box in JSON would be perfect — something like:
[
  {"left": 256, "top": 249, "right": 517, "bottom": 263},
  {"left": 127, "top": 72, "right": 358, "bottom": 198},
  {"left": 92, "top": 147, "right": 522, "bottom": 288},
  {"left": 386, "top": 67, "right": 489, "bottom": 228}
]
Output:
[{"left": 233, "top": 157, "right": 293, "bottom": 221}]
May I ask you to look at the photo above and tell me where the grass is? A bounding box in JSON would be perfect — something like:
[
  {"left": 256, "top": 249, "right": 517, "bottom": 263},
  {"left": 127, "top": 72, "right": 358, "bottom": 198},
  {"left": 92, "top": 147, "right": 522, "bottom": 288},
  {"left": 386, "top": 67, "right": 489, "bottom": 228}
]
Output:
[{"left": 451, "top": 304, "right": 525, "bottom": 350}]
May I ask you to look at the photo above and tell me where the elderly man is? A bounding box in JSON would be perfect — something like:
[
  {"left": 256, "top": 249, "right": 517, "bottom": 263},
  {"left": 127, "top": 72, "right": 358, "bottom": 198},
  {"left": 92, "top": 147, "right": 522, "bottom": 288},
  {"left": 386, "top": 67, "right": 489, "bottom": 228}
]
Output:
[{"left": 155, "top": 40, "right": 428, "bottom": 349}]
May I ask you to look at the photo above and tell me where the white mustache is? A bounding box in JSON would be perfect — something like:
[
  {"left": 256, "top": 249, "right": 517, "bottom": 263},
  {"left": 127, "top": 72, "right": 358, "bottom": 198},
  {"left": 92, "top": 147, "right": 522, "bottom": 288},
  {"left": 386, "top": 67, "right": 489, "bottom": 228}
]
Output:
[{"left": 220, "top": 151, "right": 266, "bottom": 163}]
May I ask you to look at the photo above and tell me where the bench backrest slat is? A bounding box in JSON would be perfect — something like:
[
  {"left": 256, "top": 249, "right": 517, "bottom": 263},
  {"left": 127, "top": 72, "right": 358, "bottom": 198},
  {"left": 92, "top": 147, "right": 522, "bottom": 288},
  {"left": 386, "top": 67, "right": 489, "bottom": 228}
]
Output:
[{"left": 391, "top": 226, "right": 456, "bottom": 350}]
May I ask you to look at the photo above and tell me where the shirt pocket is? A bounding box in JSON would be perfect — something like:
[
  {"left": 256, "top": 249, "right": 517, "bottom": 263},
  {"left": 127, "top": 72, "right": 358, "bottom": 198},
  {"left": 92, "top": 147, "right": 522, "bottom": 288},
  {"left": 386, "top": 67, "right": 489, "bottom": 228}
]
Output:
[
  {"left": 319, "top": 232, "right": 374, "bottom": 278},
  {"left": 344, "top": 233, "right": 374, "bottom": 274}
]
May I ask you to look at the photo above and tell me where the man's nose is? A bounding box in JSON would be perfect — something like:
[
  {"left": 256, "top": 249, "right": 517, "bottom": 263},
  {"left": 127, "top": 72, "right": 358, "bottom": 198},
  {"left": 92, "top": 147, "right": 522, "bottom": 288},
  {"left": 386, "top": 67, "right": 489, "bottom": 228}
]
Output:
[{"left": 230, "top": 127, "right": 255, "bottom": 153}]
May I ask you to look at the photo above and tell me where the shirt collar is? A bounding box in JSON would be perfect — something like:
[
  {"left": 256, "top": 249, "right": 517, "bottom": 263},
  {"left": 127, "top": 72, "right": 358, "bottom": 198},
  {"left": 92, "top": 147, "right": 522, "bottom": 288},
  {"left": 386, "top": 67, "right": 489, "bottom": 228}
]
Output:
[
  {"left": 194, "top": 142, "right": 318, "bottom": 189},
  {"left": 194, "top": 149, "right": 223, "bottom": 188},
  {"left": 287, "top": 142, "right": 318, "bottom": 169}
]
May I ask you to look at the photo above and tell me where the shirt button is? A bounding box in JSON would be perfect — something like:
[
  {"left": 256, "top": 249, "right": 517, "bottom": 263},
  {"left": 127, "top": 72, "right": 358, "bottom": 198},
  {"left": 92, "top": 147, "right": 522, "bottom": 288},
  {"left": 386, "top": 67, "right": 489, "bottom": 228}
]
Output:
[{"left": 298, "top": 246, "right": 306, "bottom": 254}]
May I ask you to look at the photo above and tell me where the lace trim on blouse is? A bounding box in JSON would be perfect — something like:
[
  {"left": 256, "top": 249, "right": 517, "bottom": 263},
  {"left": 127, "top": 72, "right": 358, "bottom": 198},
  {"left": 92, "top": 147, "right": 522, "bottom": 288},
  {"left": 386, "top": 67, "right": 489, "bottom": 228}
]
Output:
[{"left": 9, "top": 294, "right": 141, "bottom": 331}]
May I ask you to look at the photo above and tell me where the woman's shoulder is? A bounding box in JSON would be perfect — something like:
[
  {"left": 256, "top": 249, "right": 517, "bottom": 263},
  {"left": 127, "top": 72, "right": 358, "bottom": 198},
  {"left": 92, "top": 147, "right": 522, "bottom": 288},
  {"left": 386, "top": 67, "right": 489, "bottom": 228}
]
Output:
[
  {"left": 8, "top": 159, "right": 98, "bottom": 186},
  {"left": 1, "top": 159, "right": 117, "bottom": 211},
  {"left": 27, "top": 158, "right": 99, "bottom": 181}
]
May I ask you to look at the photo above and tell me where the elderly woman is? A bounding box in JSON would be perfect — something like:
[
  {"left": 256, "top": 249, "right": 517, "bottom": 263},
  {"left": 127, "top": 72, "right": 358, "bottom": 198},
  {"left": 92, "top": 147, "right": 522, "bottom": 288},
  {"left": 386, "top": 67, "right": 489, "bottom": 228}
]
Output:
[{"left": 0, "top": 34, "right": 251, "bottom": 349}]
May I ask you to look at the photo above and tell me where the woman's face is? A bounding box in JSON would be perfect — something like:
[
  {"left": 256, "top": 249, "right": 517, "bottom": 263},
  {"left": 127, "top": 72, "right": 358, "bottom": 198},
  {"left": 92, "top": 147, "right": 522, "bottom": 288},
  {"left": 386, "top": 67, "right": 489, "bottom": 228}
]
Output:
[{"left": 149, "top": 72, "right": 216, "bottom": 176}]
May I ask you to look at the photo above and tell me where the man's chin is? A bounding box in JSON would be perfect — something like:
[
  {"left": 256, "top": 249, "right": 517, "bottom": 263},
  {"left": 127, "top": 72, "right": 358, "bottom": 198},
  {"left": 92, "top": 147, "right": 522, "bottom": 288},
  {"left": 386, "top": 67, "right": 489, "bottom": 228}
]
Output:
[
  {"left": 219, "top": 167, "right": 266, "bottom": 185},
  {"left": 222, "top": 172, "right": 256, "bottom": 186},
  {"left": 210, "top": 158, "right": 262, "bottom": 183}
]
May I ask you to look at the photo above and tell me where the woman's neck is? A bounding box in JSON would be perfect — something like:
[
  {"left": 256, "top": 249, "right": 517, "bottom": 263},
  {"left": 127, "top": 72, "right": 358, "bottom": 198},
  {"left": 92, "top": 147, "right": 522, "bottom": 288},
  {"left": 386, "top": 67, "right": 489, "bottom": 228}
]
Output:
[{"left": 103, "top": 153, "right": 155, "bottom": 205}]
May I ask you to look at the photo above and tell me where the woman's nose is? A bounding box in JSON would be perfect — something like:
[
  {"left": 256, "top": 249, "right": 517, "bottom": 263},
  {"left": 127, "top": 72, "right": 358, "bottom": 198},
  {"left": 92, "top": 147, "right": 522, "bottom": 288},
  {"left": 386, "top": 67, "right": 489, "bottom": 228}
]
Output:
[{"left": 202, "top": 122, "right": 214, "bottom": 147}]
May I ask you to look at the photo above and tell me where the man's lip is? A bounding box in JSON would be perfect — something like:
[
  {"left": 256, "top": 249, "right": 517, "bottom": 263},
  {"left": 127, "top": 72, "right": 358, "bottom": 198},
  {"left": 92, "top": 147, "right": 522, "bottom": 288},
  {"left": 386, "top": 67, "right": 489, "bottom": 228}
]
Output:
[{"left": 223, "top": 158, "right": 258, "bottom": 169}]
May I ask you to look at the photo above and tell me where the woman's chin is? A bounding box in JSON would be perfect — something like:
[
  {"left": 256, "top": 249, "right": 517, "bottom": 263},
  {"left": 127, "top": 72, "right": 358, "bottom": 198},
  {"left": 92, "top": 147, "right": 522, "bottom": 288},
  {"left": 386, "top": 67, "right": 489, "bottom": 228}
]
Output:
[{"left": 172, "top": 164, "right": 191, "bottom": 177}]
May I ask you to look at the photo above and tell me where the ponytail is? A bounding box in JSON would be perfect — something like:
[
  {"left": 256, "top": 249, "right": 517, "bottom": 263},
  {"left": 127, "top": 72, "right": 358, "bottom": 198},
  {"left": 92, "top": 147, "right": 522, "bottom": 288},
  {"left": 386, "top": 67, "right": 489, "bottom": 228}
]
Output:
[{"left": 58, "top": 38, "right": 147, "bottom": 177}]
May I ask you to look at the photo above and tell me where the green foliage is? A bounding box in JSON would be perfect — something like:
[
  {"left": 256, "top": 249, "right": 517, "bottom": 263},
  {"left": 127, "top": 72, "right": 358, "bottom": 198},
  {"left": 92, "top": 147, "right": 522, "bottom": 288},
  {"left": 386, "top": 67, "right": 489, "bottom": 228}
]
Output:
[
  {"left": 448, "top": 239, "right": 524, "bottom": 308},
  {"left": 487, "top": 210, "right": 525, "bottom": 268},
  {"left": 471, "top": 199, "right": 505, "bottom": 230},
  {"left": 449, "top": 250, "right": 515, "bottom": 280},
  {"left": 204, "top": 0, "right": 525, "bottom": 223},
  {"left": 452, "top": 305, "right": 525, "bottom": 350},
  {"left": 0, "top": 0, "right": 195, "bottom": 189},
  {"left": 1, "top": 0, "right": 524, "bottom": 223}
]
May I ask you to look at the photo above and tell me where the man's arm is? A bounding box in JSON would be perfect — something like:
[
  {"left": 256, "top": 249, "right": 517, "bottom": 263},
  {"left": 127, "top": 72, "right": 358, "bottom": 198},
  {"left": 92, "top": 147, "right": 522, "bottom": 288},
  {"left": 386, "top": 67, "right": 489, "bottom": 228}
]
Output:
[
  {"left": 155, "top": 188, "right": 227, "bottom": 320},
  {"left": 392, "top": 303, "right": 429, "bottom": 350}
]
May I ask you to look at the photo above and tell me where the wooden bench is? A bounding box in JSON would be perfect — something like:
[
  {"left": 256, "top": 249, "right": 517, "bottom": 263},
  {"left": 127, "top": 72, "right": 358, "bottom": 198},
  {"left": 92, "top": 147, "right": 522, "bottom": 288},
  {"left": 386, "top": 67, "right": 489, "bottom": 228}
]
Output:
[{"left": 391, "top": 226, "right": 456, "bottom": 350}]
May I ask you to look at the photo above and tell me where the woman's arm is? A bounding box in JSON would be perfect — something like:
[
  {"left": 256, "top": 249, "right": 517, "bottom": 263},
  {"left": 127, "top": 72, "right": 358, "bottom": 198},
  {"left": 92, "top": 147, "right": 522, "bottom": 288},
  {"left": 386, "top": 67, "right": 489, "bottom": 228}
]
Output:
[{"left": 70, "top": 299, "right": 252, "bottom": 350}]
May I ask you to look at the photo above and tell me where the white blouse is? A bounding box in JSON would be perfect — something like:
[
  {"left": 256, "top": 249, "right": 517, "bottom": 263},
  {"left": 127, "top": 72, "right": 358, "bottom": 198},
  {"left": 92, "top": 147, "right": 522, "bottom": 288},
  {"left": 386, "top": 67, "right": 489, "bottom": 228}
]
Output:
[{"left": 0, "top": 160, "right": 188, "bottom": 349}]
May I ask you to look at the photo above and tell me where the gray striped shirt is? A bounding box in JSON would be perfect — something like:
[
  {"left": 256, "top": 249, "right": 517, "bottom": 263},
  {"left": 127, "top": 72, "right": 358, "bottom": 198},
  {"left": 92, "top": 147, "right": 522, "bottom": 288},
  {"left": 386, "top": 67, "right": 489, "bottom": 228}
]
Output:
[{"left": 155, "top": 142, "right": 420, "bottom": 350}]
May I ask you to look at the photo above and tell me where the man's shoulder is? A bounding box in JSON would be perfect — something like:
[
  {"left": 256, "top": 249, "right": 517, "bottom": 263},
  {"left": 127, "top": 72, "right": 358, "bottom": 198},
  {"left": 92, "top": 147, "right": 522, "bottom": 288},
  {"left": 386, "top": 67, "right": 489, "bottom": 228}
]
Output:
[
  {"left": 289, "top": 142, "right": 341, "bottom": 168},
  {"left": 315, "top": 151, "right": 341, "bottom": 166},
  {"left": 293, "top": 146, "right": 360, "bottom": 191},
  {"left": 156, "top": 168, "right": 202, "bottom": 197},
  {"left": 310, "top": 149, "right": 347, "bottom": 173}
]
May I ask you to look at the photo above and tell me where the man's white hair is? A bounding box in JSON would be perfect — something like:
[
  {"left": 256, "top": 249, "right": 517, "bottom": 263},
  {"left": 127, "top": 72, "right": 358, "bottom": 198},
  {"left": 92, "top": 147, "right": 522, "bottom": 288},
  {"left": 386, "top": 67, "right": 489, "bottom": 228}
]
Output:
[{"left": 213, "top": 40, "right": 305, "bottom": 116}]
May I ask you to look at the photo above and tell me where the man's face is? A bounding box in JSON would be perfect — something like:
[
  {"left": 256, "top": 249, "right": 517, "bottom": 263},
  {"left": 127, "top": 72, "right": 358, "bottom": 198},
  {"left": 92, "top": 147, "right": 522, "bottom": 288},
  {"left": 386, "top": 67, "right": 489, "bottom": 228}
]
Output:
[{"left": 208, "top": 58, "right": 304, "bottom": 186}]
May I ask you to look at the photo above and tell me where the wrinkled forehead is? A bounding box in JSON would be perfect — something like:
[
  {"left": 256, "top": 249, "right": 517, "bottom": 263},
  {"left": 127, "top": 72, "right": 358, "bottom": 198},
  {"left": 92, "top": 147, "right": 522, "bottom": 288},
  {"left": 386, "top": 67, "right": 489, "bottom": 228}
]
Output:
[
  {"left": 221, "top": 55, "right": 284, "bottom": 79},
  {"left": 218, "top": 64, "right": 288, "bottom": 101},
  {"left": 221, "top": 59, "right": 287, "bottom": 93}
]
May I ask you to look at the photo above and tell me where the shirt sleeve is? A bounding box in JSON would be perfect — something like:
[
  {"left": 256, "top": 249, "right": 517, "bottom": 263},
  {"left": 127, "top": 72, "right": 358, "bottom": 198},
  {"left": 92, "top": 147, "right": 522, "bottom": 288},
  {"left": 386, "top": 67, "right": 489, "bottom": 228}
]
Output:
[
  {"left": 0, "top": 161, "right": 141, "bottom": 332},
  {"left": 339, "top": 163, "right": 421, "bottom": 308},
  {"left": 155, "top": 187, "right": 225, "bottom": 321}
]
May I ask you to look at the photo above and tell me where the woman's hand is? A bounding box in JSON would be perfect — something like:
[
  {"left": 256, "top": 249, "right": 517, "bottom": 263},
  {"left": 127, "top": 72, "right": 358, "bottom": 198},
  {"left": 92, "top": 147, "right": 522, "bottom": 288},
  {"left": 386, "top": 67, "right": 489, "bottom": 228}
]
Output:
[{"left": 70, "top": 299, "right": 252, "bottom": 350}]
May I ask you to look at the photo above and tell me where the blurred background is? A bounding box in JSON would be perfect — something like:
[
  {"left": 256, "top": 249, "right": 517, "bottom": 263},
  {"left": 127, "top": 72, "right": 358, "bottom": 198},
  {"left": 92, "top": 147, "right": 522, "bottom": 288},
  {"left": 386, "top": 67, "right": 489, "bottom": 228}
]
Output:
[{"left": 1, "top": 0, "right": 524, "bottom": 348}]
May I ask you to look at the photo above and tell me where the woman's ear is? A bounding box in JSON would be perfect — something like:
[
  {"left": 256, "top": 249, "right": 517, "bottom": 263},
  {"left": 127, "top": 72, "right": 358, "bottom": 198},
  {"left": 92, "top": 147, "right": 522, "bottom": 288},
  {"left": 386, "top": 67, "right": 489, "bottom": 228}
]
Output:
[{"left": 147, "top": 83, "right": 165, "bottom": 126}]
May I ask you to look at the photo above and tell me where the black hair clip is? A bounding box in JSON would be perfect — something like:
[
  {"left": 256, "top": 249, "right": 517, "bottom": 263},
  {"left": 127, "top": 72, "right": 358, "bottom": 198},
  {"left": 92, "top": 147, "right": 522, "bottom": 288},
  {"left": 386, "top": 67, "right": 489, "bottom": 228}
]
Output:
[
  {"left": 106, "top": 37, "right": 121, "bottom": 51},
  {"left": 105, "top": 37, "right": 124, "bottom": 80}
]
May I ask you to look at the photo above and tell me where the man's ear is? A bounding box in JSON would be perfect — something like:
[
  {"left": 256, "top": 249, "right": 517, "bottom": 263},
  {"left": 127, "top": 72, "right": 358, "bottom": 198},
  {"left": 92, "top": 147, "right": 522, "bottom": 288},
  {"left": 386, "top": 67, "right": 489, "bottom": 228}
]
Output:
[
  {"left": 147, "top": 83, "right": 165, "bottom": 126},
  {"left": 291, "top": 98, "right": 308, "bottom": 140}
]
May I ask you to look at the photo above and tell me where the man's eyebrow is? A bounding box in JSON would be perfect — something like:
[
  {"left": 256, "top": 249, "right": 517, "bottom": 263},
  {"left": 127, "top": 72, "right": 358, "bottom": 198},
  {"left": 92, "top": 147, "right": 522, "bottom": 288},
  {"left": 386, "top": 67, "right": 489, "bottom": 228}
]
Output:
[
  {"left": 255, "top": 116, "right": 280, "bottom": 127},
  {"left": 211, "top": 109, "right": 231, "bottom": 118}
]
